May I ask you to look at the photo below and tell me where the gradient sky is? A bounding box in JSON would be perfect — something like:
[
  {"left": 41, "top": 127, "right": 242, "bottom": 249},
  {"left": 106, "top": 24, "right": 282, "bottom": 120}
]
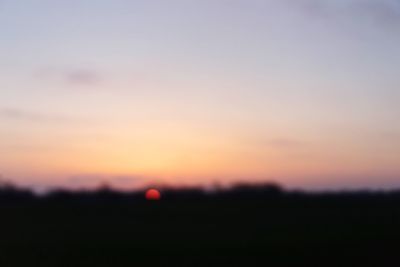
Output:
[{"left": 1, "top": 0, "right": 399, "bottom": 190}]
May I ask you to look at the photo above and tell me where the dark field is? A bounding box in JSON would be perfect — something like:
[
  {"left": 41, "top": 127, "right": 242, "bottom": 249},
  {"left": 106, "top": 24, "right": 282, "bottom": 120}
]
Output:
[{"left": 0, "top": 184, "right": 399, "bottom": 266}]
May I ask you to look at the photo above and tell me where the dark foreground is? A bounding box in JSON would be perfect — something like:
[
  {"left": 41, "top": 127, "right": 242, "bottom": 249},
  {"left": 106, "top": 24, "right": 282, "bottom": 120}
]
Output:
[{"left": 0, "top": 184, "right": 399, "bottom": 266}]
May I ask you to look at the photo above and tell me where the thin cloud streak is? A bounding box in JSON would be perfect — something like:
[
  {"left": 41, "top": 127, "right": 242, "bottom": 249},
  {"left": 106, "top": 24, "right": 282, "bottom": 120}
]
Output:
[
  {"left": 37, "top": 68, "right": 103, "bottom": 87},
  {"left": 267, "top": 138, "right": 305, "bottom": 149},
  {"left": 66, "top": 174, "right": 143, "bottom": 190},
  {"left": 284, "top": 0, "right": 400, "bottom": 23},
  {"left": 0, "top": 108, "right": 81, "bottom": 124},
  {"left": 66, "top": 70, "right": 101, "bottom": 86}
]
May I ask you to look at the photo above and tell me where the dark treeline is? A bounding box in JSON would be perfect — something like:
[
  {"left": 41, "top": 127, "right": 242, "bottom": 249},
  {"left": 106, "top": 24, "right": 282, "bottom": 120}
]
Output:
[
  {"left": 1, "top": 182, "right": 286, "bottom": 202},
  {"left": 1, "top": 182, "right": 400, "bottom": 266},
  {"left": 1, "top": 181, "right": 400, "bottom": 202}
]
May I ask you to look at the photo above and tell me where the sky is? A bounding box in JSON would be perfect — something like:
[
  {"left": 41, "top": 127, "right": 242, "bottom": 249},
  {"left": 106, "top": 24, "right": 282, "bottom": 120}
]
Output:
[{"left": 0, "top": 0, "right": 399, "bottom": 191}]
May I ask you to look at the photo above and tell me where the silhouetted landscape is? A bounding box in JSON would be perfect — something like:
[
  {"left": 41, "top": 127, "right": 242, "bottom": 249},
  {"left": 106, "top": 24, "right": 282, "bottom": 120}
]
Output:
[
  {"left": 2, "top": 0, "right": 400, "bottom": 266},
  {"left": 1, "top": 182, "right": 399, "bottom": 266}
]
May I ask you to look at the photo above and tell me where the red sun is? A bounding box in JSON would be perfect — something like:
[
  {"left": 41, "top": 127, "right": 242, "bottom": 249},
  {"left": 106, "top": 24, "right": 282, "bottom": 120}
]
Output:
[{"left": 145, "top": 189, "right": 161, "bottom": 201}]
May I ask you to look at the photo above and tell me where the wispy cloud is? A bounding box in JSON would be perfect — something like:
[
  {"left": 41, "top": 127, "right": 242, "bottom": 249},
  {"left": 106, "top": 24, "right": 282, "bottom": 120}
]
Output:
[
  {"left": 267, "top": 138, "right": 305, "bottom": 149},
  {"left": 37, "top": 68, "right": 103, "bottom": 87},
  {"left": 285, "top": 0, "right": 400, "bottom": 23},
  {"left": 65, "top": 70, "right": 101, "bottom": 85},
  {"left": 0, "top": 107, "right": 78, "bottom": 123},
  {"left": 67, "top": 174, "right": 143, "bottom": 190},
  {"left": 237, "top": 131, "right": 307, "bottom": 151}
]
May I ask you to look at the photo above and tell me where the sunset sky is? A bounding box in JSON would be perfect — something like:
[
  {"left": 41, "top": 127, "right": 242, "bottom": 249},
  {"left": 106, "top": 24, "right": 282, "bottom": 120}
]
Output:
[{"left": 0, "top": 0, "right": 399, "bottom": 191}]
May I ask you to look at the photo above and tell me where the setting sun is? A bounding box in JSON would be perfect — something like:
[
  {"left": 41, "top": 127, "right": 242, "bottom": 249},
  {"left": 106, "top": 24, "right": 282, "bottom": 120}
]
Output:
[{"left": 145, "top": 189, "right": 161, "bottom": 201}]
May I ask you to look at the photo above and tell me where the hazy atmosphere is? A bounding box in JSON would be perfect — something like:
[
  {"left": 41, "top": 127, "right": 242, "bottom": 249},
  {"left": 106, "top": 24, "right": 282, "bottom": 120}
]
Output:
[{"left": 1, "top": 0, "right": 399, "bottom": 191}]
